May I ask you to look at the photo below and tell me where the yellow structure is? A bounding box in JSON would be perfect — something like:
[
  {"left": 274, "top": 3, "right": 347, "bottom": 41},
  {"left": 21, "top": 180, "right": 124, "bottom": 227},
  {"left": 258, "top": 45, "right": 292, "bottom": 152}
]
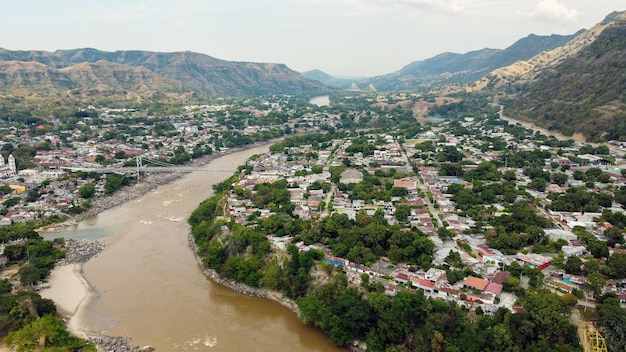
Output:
[
  {"left": 8, "top": 184, "right": 26, "bottom": 194},
  {"left": 578, "top": 321, "right": 607, "bottom": 352}
]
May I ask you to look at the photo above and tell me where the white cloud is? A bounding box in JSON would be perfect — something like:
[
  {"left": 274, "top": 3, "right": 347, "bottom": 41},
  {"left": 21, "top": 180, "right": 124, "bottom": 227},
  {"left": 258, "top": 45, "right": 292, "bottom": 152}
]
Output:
[
  {"left": 296, "top": 0, "right": 466, "bottom": 16},
  {"left": 530, "top": 0, "right": 578, "bottom": 23},
  {"left": 93, "top": 4, "right": 163, "bottom": 22}
]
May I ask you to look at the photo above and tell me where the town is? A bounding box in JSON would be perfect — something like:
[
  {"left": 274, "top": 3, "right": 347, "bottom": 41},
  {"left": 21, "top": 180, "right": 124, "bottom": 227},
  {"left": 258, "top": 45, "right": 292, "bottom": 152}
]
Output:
[
  {"left": 221, "top": 107, "right": 626, "bottom": 316},
  {"left": 1, "top": 93, "right": 626, "bottom": 350}
]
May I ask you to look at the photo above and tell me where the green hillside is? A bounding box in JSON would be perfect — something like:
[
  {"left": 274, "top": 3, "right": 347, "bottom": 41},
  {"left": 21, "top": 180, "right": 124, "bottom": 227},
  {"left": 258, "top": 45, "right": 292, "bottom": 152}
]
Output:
[{"left": 504, "top": 19, "right": 626, "bottom": 141}]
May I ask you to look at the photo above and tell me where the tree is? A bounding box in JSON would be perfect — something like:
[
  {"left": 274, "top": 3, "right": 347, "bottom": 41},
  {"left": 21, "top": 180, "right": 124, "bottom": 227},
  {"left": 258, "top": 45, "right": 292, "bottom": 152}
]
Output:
[
  {"left": 3, "top": 197, "right": 20, "bottom": 207},
  {"left": 529, "top": 178, "right": 547, "bottom": 192},
  {"left": 564, "top": 255, "right": 583, "bottom": 275},
  {"left": 25, "top": 187, "right": 40, "bottom": 203},
  {"left": 607, "top": 253, "right": 626, "bottom": 278},
  {"left": 561, "top": 293, "right": 578, "bottom": 306},
  {"left": 573, "top": 170, "right": 584, "bottom": 180},
  {"left": 587, "top": 240, "right": 609, "bottom": 259},
  {"left": 394, "top": 204, "right": 411, "bottom": 223},
  {"left": 584, "top": 258, "right": 600, "bottom": 274},
  {"left": 0, "top": 278, "right": 12, "bottom": 294},
  {"left": 78, "top": 183, "right": 96, "bottom": 199},
  {"left": 4, "top": 314, "right": 88, "bottom": 351},
  {"left": 261, "top": 258, "right": 282, "bottom": 290},
  {"left": 104, "top": 174, "right": 130, "bottom": 194},
  {"left": 586, "top": 272, "right": 606, "bottom": 298},
  {"left": 114, "top": 150, "right": 127, "bottom": 159},
  {"left": 604, "top": 227, "right": 625, "bottom": 247},
  {"left": 0, "top": 185, "right": 13, "bottom": 196},
  {"left": 522, "top": 289, "right": 575, "bottom": 344},
  {"left": 598, "top": 298, "right": 626, "bottom": 351},
  {"left": 551, "top": 172, "right": 568, "bottom": 186},
  {"left": 444, "top": 250, "right": 463, "bottom": 268},
  {"left": 18, "top": 264, "right": 40, "bottom": 288},
  {"left": 503, "top": 170, "right": 516, "bottom": 181}
]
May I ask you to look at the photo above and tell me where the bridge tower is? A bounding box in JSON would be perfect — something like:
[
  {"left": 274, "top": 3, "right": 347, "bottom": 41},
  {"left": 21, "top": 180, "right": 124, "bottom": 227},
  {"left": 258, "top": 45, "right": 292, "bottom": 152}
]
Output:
[
  {"left": 578, "top": 321, "right": 608, "bottom": 352},
  {"left": 136, "top": 156, "right": 143, "bottom": 180}
]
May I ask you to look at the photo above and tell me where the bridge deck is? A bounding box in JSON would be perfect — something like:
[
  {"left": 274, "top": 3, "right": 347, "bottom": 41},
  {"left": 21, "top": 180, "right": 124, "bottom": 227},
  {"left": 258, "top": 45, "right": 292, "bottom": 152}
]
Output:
[{"left": 61, "top": 166, "right": 237, "bottom": 174}]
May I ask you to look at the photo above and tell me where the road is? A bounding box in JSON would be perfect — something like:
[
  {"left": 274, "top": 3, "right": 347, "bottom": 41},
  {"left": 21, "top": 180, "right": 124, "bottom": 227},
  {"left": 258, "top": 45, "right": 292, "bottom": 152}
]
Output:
[{"left": 399, "top": 144, "right": 444, "bottom": 228}]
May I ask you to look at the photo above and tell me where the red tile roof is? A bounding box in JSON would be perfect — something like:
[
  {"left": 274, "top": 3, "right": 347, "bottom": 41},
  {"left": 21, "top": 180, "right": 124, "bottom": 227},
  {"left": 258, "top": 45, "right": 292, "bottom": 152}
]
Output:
[
  {"left": 484, "top": 282, "right": 503, "bottom": 296},
  {"left": 417, "top": 279, "right": 435, "bottom": 289},
  {"left": 463, "top": 276, "right": 489, "bottom": 291},
  {"left": 492, "top": 272, "right": 510, "bottom": 285}
]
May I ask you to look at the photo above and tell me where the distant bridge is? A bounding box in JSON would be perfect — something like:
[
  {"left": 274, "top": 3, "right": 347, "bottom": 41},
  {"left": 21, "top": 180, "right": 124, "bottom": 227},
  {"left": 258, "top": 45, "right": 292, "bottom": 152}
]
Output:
[{"left": 61, "top": 156, "right": 237, "bottom": 176}]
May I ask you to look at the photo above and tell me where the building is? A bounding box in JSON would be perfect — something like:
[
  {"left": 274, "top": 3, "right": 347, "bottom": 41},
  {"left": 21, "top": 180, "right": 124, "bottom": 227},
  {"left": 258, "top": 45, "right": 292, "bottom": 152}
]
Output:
[
  {"left": 340, "top": 168, "right": 363, "bottom": 184},
  {"left": 515, "top": 253, "right": 552, "bottom": 270},
  {"left": 463, "top": 276, "right": 489, "bottom": 291},
  {"left": 0, "top": 155, "right": 17, "bottom": 179},
  {"left": 393, "top": 178, "right": 418, "bottom": 190}
]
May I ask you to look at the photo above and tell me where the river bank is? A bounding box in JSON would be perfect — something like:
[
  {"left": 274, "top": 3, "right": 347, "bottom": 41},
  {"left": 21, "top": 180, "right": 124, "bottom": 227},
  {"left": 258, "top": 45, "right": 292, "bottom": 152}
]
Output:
[
  {"left": 38, "top": 141, "right": 277, "bottom": 234},
  {"left": 187, "top": 234, "right": 300, "bottom": 313},
  {"left": 39, "top": 139, "right": 348, "bottom": 352},
  {"left": 187, "top": 231, "right": 364, "bottom": 352},
  {"left": 38, "top": 142, "right": 277, "bottom": 351}
]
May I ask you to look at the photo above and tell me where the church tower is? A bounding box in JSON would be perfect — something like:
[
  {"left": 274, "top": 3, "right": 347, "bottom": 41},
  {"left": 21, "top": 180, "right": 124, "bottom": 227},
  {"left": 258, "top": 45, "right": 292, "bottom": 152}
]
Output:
[{"left": 7, "top": 155, "right": 16, "bottom": 177}]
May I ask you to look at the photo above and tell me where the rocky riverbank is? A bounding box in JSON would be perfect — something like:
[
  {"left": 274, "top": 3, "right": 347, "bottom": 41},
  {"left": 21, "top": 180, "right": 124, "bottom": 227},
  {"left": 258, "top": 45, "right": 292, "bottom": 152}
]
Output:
[
  {"left": 187, "top": 232, "right": 368, "bottom": 352},
  {"left": 85, "top": 334, "right": 155, "bottom": 352},
  {"left": 57, "top": 239, "right": 106, "bottom": 265},
  {"left": 187, "top": 234, "right": 301, "bottom": 314}
]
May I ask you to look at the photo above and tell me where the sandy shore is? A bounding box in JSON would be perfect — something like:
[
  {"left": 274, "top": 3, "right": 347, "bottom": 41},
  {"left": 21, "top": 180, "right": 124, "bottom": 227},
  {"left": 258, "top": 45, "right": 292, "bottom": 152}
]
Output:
[{"left": 39, "top": 264, "right": 93, "bottom": 338}]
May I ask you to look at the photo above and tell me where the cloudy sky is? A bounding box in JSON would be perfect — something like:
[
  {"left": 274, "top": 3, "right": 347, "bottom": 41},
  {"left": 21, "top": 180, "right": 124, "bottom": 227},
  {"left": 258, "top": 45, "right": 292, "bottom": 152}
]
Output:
[{"left": 1, "top": 0, "right": 623, "bottom": 76}]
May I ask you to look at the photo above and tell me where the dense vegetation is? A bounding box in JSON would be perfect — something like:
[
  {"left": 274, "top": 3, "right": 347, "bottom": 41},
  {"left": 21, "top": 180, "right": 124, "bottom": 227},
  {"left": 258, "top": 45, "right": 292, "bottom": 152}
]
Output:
[
  {"left": 188, "top": 171, "right": 582, "bottom": 351},
  {"left": 301, "top": 282, "right": 579, "bottom": 351},
  {"left": 0, "top": 222, "right": 95, "bottom": 351},
  {"left": 428, "top": 93, "right": 499, "bottom": 119}
]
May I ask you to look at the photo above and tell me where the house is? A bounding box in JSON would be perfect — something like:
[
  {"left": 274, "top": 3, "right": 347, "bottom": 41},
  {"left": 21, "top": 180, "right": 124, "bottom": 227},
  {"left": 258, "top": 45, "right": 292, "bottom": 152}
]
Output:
[
  {"left": 324, "top": 255, "right": 348, "bottom": 267},
  {"left": 484, "top": 282, "right": 503, "bottom": 296},
  {"left": 393, "top": 178, "right": 418, "bottom": 190},
  {"left": 515, "top": 253, "right": 551, "bottom": 270},
  {"left": 437, "top": 286, "right": 459, "bottom": 301},
  {"left": 562, "top": 245, "right": 585, "bottom": 257},
  {"left": 463, "top": 276, "right": 489, "bottom": 291},
  {"left": 395, "top": 272, "right": 410, "bottom": 285},
  {"left": 340, "top": 168, "right": 363, "bottom": 184},
  {"left": 415, "top": 278, "right": 436, "bottom": 293},
  {"left": 425, "top": 268, "right": 447, "bottom": 284},
  {"left": 491, "top": 271, "right": 510, "bottom": 285}
]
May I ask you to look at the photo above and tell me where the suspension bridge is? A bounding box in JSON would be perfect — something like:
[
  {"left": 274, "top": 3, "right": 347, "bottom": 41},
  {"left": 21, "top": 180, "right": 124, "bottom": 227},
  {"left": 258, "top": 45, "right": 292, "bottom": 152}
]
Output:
[
  {"left": 61, "top": 156, "right": 237, "bottom": 176},
  {"left": 578, "top": 321, "right": 607, "bottom": 352}
]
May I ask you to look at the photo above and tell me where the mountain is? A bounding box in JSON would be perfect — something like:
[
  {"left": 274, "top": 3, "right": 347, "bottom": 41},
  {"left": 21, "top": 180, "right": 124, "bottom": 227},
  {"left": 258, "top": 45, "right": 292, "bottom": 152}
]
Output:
[
  {"left": 301, "top": 69, "right": 363, "bottom": 88},
  {"left": 361, "top": 31, "right": 582, "bottom": 91},
  {"left": 473, "top": 13, "right": 623, "bottom": 91},
  {"left": 0, "top": 48, "right": 328, "bottom": 99},
  {"left": 0, "top": 59, "right": 183, "bottom": 99},
  {"left": 503, "top": 11, "right": 626, "bottom": 142}
]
